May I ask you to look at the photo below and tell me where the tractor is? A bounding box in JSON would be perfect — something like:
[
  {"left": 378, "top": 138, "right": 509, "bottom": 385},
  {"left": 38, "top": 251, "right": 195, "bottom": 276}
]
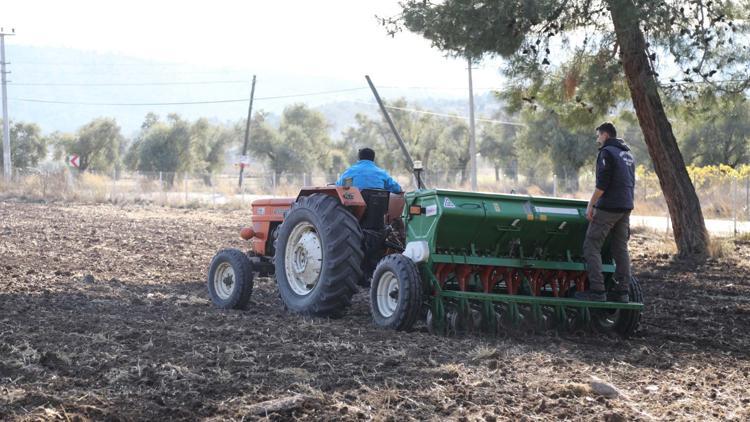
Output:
[{"left": 207, "top": 77, "right": 644, "bottom": 337}]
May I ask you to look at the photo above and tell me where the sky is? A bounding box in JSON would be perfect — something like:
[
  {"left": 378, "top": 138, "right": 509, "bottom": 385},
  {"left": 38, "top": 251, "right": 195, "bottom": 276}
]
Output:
[{"left": 2, "top": 0, "right": 506, "bottom": 92}]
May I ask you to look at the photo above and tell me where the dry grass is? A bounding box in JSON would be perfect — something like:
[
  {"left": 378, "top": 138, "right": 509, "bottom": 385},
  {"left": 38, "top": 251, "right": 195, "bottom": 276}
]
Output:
[
  {"left": 708, "top": 238, "right": 734, "bottom": 259},
  {"left": 78, "top": 172, "right": 111, "bottom": 202},
  {"left": 557, "top": 382, "right": 593, "bottom": 397},
  {"left": 630, "top": 225, "right": 663, "bottom": 236},
  {"left": 469, "top": 345, "right": 500, "bottom": 362},
  {"left": 655, "top": 237, "right": 678, "bottom": 255}
]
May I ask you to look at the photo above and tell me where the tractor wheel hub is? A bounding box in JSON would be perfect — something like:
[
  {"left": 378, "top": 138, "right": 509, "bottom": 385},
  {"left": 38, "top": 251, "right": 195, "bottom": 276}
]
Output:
[{"left": 284, "top": 222, "right": 322, "bottom": 296}]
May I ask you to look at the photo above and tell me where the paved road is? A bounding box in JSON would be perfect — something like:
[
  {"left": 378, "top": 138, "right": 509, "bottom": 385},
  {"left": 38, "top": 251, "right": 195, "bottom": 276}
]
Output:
[{"left": 631, "top": 215, "right": 750, "bottom": 236}]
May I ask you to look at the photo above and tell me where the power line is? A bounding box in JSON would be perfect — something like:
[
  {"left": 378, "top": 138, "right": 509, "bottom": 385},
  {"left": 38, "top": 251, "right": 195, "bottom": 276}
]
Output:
[
  {"left": 9, "top": 87, "right": 369, "bottom": 106},
  {"left": 11, "top": 61, "right": 200, "bottom": 66},
  {"left": 9, "top": 80, "right": 249, "bottom": 87},
  {"left": 256, "top": 87, "right": 367, "bottom": 100},
  {"left": 8, "top": 80, "right": 501, "bottom": 90},
  {"left": 11, "top": 98, "right": 249, "bottom": 106},
  {"left": 8, "top": 86, "right": 523, "bottom": 127},
  {"left": 351, "top": 100, "right": 526, "bottom": 127}
]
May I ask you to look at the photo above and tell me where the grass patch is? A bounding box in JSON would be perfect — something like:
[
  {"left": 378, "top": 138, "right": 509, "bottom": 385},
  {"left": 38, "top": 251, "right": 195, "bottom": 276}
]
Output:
[{"left": 708, "top": 238, "right": 734, "bottom": 259}]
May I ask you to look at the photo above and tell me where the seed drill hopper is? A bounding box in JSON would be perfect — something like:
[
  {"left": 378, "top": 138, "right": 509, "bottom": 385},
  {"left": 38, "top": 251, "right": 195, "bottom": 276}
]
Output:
[{"left": 393, "top": 189, "right": 643, "bottom": 336}]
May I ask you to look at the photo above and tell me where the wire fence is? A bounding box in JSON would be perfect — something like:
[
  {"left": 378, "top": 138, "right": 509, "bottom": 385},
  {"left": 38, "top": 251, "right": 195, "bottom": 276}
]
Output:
[{"left": 2, "top": 165, "right": 749, "bottom": 236}]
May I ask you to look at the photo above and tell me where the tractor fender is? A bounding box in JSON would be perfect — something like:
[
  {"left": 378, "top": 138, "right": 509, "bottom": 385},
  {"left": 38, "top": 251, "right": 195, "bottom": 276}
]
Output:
[{"left": 296, "top": 186, "right": 367, "bottom": 220}]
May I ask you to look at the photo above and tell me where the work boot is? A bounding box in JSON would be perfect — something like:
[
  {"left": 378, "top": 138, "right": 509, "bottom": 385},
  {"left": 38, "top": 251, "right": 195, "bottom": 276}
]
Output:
[
  {"left": 574, "top": 290, "right": 606, "bottom": 302},
  {"left": 607, "top": 290, "right": 630, "bottom": 303},
  {"left": 608, "top": 277, "right": 630, "bottom": 303}
]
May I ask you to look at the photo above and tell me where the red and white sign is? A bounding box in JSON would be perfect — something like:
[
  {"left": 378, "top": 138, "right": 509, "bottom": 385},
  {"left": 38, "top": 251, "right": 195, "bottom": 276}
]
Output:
[
  {"left": 67, "top": 154, "right": 80, "bottom": 168},
  {"left": 234, "top": 155, "right": 250, "bottom": 169}
]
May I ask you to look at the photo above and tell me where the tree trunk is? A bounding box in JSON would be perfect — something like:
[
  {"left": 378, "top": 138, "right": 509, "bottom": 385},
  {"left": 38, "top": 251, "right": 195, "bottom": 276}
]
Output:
[
  {"left": 608, "top": 0, "right": 709, "bottom": 258},
  {"left": 79, "top": 155, "right": 89, "bottom": 173},
  {"left": 494, "top": 165, "right": 500, "bottom": 182},
  {"left": 459, "top": 160, "right": 469, "bottom": 186},
  {"left": 561, "top": 167, "right": 579, "bottom": 193}
]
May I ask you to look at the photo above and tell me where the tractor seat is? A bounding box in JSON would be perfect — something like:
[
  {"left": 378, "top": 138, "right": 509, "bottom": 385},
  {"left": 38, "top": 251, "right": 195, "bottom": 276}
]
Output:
[{"left": 360, "top": 189, "right": 390, "bottom": 231}]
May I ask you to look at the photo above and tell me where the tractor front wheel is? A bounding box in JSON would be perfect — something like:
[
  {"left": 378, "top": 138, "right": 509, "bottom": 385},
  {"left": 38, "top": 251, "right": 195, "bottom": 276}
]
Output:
[
  {"left": 370, "top": 254, "right": 423, "bottom": 331},
  {"left": 207, "top": 249, "right": 255, "bottom": 310}
]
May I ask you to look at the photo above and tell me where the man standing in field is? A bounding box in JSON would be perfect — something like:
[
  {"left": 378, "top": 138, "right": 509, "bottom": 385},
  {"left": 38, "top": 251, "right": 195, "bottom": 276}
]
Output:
[{"left": 576, "top": 122, "right": 636, "bottom": 303}]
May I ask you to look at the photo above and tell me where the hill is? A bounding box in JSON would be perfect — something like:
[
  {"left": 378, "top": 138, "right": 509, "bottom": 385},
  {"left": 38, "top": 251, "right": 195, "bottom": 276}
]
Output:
[{"left": 4, "top": 45, "right": 502, "bottom": 136}]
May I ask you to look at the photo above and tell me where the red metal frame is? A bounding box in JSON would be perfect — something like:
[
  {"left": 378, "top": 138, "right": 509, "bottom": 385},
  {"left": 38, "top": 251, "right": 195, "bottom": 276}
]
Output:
[{"left": 431, "top": 264, "right": 589, "bottom": 297}]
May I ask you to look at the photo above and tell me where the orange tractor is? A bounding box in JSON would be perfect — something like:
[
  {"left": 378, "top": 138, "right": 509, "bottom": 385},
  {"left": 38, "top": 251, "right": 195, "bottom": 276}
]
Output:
[{"left": 208, "top": 186, "right": 407, "bottom": 316}]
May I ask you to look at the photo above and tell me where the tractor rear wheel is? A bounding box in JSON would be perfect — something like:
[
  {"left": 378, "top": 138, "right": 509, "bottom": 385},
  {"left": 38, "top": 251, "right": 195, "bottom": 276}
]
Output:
[
  {"left": 592, "top": 276, "right": 643, "bottom": 338},
  {"left": 370, "top": 254, "right": 423, "bottom": 331},
  {"left": 274, "top": 194, "right": 363, "bottom": 317},
  {"left": 207, "top": 249, "right": 254, "bottom": 310}
]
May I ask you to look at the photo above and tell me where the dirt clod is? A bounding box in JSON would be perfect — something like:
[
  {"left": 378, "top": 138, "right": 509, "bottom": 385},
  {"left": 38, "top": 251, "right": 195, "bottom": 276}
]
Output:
[{"left": 590, "top": 376, "right": 621, "bottom": 398}]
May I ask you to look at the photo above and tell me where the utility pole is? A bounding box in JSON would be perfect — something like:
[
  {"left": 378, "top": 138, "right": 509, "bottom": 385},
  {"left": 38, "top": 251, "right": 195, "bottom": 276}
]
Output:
[
  {"left": 467, "top": 56, "right": 478, "bottom": 191},
  {"left": 1, "top": 28, "right": 14, "bottom": 183},
  {"left": 238, "top": 75, "right": 256, "bottom": 188}
]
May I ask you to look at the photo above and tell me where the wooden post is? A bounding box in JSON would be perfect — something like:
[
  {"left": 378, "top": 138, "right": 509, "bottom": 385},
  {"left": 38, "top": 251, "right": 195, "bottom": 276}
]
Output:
[
  {"left": 239, "top": 76, "right": 257, "bottom": 188},
  {"left": 733, "top": 178, "right": 738, "bottom": 236}
]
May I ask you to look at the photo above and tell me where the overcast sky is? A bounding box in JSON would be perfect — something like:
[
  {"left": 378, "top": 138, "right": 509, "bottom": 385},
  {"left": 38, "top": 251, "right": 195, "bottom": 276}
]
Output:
[{"left": 3, "top": 0, "right": 506, "bottom": 92}]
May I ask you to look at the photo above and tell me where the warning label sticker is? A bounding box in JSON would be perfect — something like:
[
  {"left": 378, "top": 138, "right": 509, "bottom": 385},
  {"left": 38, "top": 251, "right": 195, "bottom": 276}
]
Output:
[
  {"left": 443, "top": 198, "right": 456, "bottom": 208},
  {"left": 425, "top": 205, "right": 437, "bottom": 216}
]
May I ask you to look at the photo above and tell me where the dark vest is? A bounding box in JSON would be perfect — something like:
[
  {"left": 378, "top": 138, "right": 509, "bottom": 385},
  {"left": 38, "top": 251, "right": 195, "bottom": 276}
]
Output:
[{"left": 595, "top": 138, "right": 635, "bottom": 211}]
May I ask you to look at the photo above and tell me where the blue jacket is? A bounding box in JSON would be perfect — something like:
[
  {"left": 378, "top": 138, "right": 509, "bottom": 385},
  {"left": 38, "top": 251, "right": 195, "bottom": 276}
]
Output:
[
  {"left": 336, "top": 160, "right": 403, "bottom": 194},
  {"left": 595, "top": 138, "right": 635, "bottom": 211}
]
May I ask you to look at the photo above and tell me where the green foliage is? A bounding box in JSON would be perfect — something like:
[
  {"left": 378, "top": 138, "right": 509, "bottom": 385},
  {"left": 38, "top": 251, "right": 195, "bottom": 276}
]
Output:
[
  {"left": 340, "top": 98, "right": 473, "bottom": 183},
  {"left": 390, "top": 0, "right": 750, "bottom": 93},
  {"left": 127, "top": 113, "right": 237, "bottom": 185},
  {"left": 517, "top": 110, "right": 592, "bottom": 191},
  {"left": 677, "top": 94, "right": 750, "bottom": 167},
  {"left": 341, "top": 99, "right": 441, "bottom": 173},
  {"left": 612, "top": 110, "right": 649, "bottom": 168},
  {"left": 248, "top": 104, "right": 335, "bottom": 178},
  {"left": 480, "top": 121, "right": 518, "bottom": 181},
  {"left": 387, "top": 0, "right": 536, "bottom": 58},
  {"left": 389, "top": 0, "right": 750, "bottom": 167},
  {"left": 54, "top": 117, "right": 123, "bottom": 173},
  {"left": 0, "top": 121, "right": 48, "bottom": 169}
]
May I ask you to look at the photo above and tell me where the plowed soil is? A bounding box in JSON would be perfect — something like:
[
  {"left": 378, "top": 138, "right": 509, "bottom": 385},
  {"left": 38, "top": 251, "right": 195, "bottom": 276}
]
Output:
[{"left": 1, "top": 200, "right": 748, "bottom": 421}]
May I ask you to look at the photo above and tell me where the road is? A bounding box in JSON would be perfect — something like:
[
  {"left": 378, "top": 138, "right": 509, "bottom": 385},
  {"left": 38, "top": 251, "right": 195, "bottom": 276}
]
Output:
[{"left": 630, "top": 215, "right": 750, "bottom": 236}]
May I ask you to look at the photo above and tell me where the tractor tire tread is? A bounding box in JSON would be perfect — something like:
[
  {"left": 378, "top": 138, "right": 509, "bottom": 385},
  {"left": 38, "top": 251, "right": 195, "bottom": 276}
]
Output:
[
  {"left": 615, "top": 276, "right": 643, "bottom": 338},
  {"left": 370, "top": 254, "right": 423, "bottom": 331},
  {"left": 207, "top": 248, "right": 254, "bottom": 310},
  {"left": 274, "top": 194, "right": 363, "bottom": 317}
]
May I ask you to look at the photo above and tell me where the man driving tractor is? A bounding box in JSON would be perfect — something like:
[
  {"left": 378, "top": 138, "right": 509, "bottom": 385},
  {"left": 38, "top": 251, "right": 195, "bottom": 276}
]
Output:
[{"left": 336, "top": 147, "right": 403, "bottom": 194}]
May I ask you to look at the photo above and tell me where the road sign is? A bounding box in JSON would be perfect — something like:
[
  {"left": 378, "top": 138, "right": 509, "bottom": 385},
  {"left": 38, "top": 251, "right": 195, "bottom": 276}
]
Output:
[
  {"left": 235, "top": 155, "right": 250, "bottom": 168},
  {"left": 67, "top": 154, "right": 80, "bottom": 168}
]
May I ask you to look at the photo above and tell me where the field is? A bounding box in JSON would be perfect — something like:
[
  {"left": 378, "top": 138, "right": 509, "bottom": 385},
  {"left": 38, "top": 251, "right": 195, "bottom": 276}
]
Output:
[{"left": 1, "top": 200, "right": 749, "bottom": 421}]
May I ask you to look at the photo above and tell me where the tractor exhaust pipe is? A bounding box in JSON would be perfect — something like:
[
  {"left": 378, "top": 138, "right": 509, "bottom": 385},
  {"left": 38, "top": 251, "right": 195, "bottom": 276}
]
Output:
[{"left": 365, "top": 75, "right": 426, "bottom": 190}]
